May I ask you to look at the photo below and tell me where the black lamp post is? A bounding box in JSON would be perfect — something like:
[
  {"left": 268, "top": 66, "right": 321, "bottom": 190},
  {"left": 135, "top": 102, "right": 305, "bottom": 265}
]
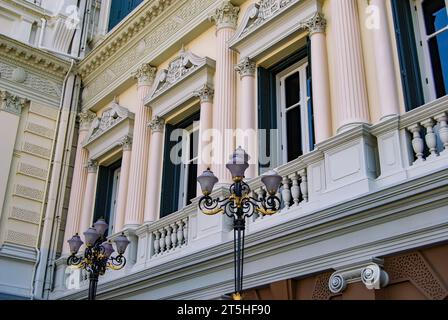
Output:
[
  {"left": 197, "top": 147, "right": 282, "bottom": 300},
  {"left": 66, "top": 219, "right": 130, "bottom": 300}
]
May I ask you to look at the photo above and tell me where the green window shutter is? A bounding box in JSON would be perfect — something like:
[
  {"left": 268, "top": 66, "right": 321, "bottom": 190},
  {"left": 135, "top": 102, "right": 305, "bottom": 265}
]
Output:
[
  {"left": 108, "top": 0, "right": 143, "bottom": 31},
  {"left": 391, "top": 0, "right": 425, "bottom": 110},
  {"left": 160, "top": 124, "right": 182, "bottom": 218}
]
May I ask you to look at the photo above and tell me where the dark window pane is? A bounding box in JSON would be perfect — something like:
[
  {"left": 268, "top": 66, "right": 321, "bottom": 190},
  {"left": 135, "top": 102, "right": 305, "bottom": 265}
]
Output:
[
  {"left": 286, "top": 107, "right": 302, "bottom": 162},
  {"left": 285, "top": 72, "right": 300, "bottom": 107},
  {"left": 186, "top": 163, "right": 198, "bottom": 205},
  {"left": 428, "top": 30, "right": 448, "bottom": 97},
  {"left": 423, "top": 0, "right": 447, "bottom": 35}
]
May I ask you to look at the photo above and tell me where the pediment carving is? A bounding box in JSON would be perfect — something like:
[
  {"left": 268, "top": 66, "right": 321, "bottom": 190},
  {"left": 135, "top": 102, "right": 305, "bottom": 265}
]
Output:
[
  {"left": 85, "top": 98, "right": 134, "bottom": 144},
  {"left": 148, "top": 48, "right": 212, "bottom": 102}
]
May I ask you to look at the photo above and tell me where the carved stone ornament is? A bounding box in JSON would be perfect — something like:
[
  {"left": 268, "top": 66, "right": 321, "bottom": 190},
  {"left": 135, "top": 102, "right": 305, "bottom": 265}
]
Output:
[
  {"left": 132, "top": 63, "right": 157, "bottom": 87},
  {"left": 235, "top": 57, "right": 256, "bottom": 78},
  {"left": 85, "top": 98, "right": 134, "bottom": 143},
  {"left": 149, "top": 48, "right": 209, "bottom": 100},
  {"left": 209, "top": 0, "right": 240, "bottom": 31},
  {"left": 0, "top": 90, "right": 28, "bottom": 115},
  {"left": 328, "top": 259, "right": 389, "bottom": 294},
  {"left": 194, "top": 84, "right": 215, "bottom": 103},
  {"left": 78, "top": 110, "right": 97, "bottom": 131},
  {"left": 148, "top": 116, "right": 166, "bottom": 133},
  {"left": 120, "top": 135, "right": 133, "bottom": 151},
  {"left": 232, "top": 1, "right": 326, "bottom": 42},
  {"left": 86, "top": 159, "right": 98, "bottom": 173}
]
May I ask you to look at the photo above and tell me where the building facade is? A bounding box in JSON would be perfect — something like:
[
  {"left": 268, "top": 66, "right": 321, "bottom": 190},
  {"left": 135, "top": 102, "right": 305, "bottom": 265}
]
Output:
[{"left": 1, "top": 0, "right": 448, "bottom": 300}]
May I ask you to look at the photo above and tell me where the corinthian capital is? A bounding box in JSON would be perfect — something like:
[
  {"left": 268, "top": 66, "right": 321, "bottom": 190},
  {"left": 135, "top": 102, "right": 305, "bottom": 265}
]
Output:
[
  {"left": 120, "top": 135, "right": 133, "bottom": 151},
  {"left": 0, "top": 90, "right": 28, "bottom": 115},
  {"left": 235, "top": 57, "right": 256, "bottom": 78},
  {"left": 148, "top": 116, "right": 165, "bottom": 133},
  {"left": 209, "top": 1, "right": 240, "bottom": 31},
  {"left": 194, "top": 84, "right": 215, "bottom": 103},
  {"left": 133, "top": 63, "right": 157, "bottom": 87},
  {"left": 78, "top": 110, "right": 96, "bottom": 131},
  {"left": 303, "top": 12, "right": 327, "bottom": 36},
  {"left": 86, "top": 159, "right": 98, "bottom": 173}
]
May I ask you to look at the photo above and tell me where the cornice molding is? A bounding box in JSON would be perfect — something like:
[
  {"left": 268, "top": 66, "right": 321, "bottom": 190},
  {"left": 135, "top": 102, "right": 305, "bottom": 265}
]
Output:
[
  {"left": 0, "top": 34, "right": 70, "bottom": 79},
  {"left": 78, "top": 0, "right": 175, "bottom": 79}
]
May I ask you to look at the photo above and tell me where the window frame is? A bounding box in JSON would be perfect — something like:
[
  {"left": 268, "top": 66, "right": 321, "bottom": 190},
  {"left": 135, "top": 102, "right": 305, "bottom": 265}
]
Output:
[
  {"left": 411, "top": 0, "right": 448, "bottom": 101},
  {"left": 275, "top": 58, "right": 311, "bottom": 165}
]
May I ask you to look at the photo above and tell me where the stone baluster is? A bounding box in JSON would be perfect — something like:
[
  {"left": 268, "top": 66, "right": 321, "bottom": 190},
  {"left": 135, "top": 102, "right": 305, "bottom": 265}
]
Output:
[
  {"left": 299, "top": 169, "right": 308, "bottom": 203},
  {"left": 281, "top": 177, "right": 291, "bottom": 209},
  {"left": 171, "top": 223, "right": 178, "bottom": 249},
  {"left": 422, "top": 119, "right": 438, "bottom": 159},
  {"left": 165, "top": 226, "right": 172, "bottom": 252},
  {"left": 408, "top": 124, "right": 425, "bottom": 163},
  {"left": 290, "top": 173, "right": 301, "bottom": 207},
  {"left": 183, "top": 218, "right": 189, "bottom": 245},
  {"left": 177, "top": 220, "right": 184, "bottom": 246},
  {"left": 159, "top": 228, "right": 166, "bottom": 254},
  {"left": 435, "top": 113, "right": 448, "bottom": 155},
  {"left": 153, "top": 231, "right": 160, "bottom": 256}
]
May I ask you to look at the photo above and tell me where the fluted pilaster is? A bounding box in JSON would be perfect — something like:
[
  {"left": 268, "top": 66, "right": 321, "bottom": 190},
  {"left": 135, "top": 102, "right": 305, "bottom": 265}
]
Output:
[
  {"left": 144, "top": 116, "right": 166, "bottom": 222},
  {"left": 114, "top": 136, "right": 132, "bottom": 232},
  {"left": 330, "top": 0, "right": 370, "bottom": 131},
  {"left": 210, "top": 1, "right": 239, "bottom": 183},
  {"left": 63, "top": 110, "right": 95, "bottom": 254},
  {"left": 125, "top": 63, "right": 156, "bottom": 228}
]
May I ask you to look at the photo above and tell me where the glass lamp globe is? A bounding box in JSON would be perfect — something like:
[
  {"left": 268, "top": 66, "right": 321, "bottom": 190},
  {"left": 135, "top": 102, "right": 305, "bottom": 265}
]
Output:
[
  {"left": 197, "top": 168, "right": 218, "bottom": 196},
  {"left": 261, "top": 170, "right": 282, "bottom": 195},
  {"left": 93, "top": 218, "right": 109, "bottom": 236},
  {"left": 67, "top": 234, "right": 83, "bottom": 255},
  {"left": 101, "top": 241, "right": 115, "bottom": 258},
  {"left": 226, "top": 147, "right": 250, "bottom": 180},
  {"left": 84, "top": 227, "right": 100, "bottom": 247},
  {"left": 114, "top": 233, "right": 130, "bottom": 255}
]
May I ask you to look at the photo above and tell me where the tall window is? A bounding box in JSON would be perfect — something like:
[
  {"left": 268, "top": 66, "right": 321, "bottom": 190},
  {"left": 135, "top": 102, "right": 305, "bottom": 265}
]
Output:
[
  {"left": 392, "top": 0, "right": 447, "bottom": 110},
  {"left": 93, "top": 160, "right": 122, "bottom": 235},
  {"left": 277, "top": 59, "right": 312, "bottom": 163},
  {"left": 160, "top": 113, "right": 200, "bottom": 218},
  {"left": 108, "top": 0, "right": 143, "bottom": 31},
  {"left": 258, "top": 44, "right": 314, "bottom": 171}
]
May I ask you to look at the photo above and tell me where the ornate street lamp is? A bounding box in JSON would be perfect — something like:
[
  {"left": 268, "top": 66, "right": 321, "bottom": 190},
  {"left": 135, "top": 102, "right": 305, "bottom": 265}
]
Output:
[
  {"left": 197, "top": 147, "right": 282, "bottom": 300},
  {"left": 67, "top": 219, "right": 130, "bottom": 300}
]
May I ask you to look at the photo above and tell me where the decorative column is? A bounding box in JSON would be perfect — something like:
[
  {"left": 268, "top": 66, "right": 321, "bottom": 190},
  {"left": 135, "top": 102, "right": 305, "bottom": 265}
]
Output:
[
  {"left": 63, "top": 110, "right": 95, "bottom": 254},
  {"left": 330, "top": 0, "right": 370, "bottom": 132},
  {"left": 370, "top": 0, "right": 400, "bottom": 120},
  {"left": 194, "top": 85, "right": 215, "bottom": 180},
  {"left": 114, "top": 136, "right": 132, "bottom": 233},
  {"left": 79, "top": 159, "right": 98, "bottom": 235},
  {"left": 304, "top": 13, "right": 332, "bottom": 143},
  {"left": 144, "top": 117, "right": 165, "bottom": 223},
  {"left": 235, "top": 57, "right": 257, "bottom": 178},
  {"left": 210, "top": 1, "right": 240, "bottom": 183},
  {"left": 125, "top": 63, "right": 156, "bottom": 228}
]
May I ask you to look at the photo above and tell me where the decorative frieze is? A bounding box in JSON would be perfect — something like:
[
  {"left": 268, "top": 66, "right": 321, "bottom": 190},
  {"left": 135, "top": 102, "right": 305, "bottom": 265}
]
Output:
[
  {"left": 148, "top": 116, "right": 165, "bottom": 133},
  {"left": 26, "top": 122, "right": 55, "bottom": 139},
  {"left": 14, "top": 184, "right": 44, "bottom": 202},
  {"left": 328, "top": 260, "right": 389, "bottom": 294},
  {"left": 10, "top": 206, "right": 40, "bottom": 225},
  {"left": 0, "top": 90, "right": 28, "bottom": 115},
  {"left": 22, "top": 142, "right": 51, "bottom": 159},
  {"left": 133, "top": 63, "right": 157, "bottom": 87},
  {"left": 235, "top": 57, "right": 256, "bottom": 78},
  {"left": 194, "top": 84, "right": 214, "bottom": 103},
  {"left": 6, "top": 230, "right": 37, "bottom": 247},
  {"left": 209, "top": 0, "right": 240, "bottom": 31},
  {"left": 85, "top": 99, "right": 134, "bottom": 144},
  {"left": 18, "top": 162, "right": 48, "bottom": 180},
  {"left": 120, "top": 135, "right": 133, "bottom": 151}
]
